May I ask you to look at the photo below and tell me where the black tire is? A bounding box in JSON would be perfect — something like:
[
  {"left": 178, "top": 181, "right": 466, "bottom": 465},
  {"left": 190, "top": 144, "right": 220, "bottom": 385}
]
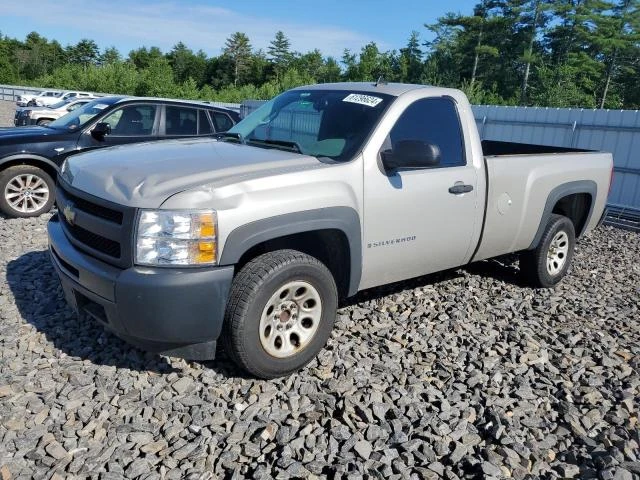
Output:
[
  {"left": 0, "top": 165, "right": 56, "bottom": 218},
  {"left": 520, "top": 214, "right": 576, "bottom": 288},
  {"left": 221, "top": 249, "right": 338, "bottom": 379},
  {"left": 37, "top": 119, "right": 51, "bottom": 126},
  {"left": 27, "top": 100, "right": 36, "bottom": 107}
]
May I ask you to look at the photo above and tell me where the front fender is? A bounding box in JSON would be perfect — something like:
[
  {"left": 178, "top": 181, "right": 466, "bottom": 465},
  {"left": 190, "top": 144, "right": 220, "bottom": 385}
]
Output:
[{"left": 219, "top": 207, "right": 362, "bottom": 296}]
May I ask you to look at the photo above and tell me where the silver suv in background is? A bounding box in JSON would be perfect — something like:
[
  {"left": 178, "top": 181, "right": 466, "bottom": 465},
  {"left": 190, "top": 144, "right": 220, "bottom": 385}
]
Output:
[{"left": 14, "top": 97, "right": 96, "bottom": 126}]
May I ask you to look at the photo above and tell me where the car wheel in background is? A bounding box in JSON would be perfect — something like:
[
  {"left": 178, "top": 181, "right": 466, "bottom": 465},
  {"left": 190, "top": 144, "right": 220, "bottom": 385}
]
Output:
[
  {"left": 0, "top": 165, "right": 56, "bottom": 218},
  {"left": 37, "top": 119, "right": 51, "bottom": 126},
  {"left": 520, "top": 213, "right": 576, "bottom": 288}
]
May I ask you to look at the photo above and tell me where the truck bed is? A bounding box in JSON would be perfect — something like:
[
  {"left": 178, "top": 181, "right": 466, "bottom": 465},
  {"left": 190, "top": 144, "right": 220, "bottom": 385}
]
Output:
[
  {"left": 471, "top": 144, "right": 612, "bottom": 262},
  {"left": 481, "top": 140, "right": 593, "bottom": 156}
]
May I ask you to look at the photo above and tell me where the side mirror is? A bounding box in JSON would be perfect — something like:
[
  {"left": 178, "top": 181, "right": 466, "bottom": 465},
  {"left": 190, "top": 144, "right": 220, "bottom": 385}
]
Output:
[
  {"left": 381, "top": 140, "right": 441, "bottom": 171},
  {"left": 91, "top": 122, "right": 111, "bottom": 140}
]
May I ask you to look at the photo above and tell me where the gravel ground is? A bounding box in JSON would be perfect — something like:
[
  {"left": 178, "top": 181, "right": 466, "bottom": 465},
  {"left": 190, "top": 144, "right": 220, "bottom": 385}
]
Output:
[
  {"left": 0, "top": 101, "right": 16, "bottom": 127},
  {"left": 0, "top": 213, "right": 638, "bottom": 480}
]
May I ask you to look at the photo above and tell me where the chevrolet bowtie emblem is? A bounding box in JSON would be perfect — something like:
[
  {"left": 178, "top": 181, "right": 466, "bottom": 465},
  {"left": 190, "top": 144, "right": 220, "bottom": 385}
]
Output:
[{"left": 63, "top": 203, "right": 76, "bottom": 226}]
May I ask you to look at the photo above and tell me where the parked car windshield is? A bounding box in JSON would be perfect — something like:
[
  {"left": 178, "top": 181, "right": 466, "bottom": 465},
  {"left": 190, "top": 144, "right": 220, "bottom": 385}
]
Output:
[
  {"left": 226, "top": 89, "right": 394, "bottom": 161},
  {"left": 47, "top": 97, "right": 120, "bottom": 131}
]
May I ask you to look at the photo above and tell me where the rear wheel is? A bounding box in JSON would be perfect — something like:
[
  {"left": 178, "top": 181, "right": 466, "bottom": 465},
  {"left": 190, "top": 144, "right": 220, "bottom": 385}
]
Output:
[
  {"left": 221, "top": 249, "right": 338, "bottom": 379},
  {"left": 37, "top": 119, "right": 51, "bottom": 126},
  {"left": 520, "top": 214, "right": 575, "bottom": 288},
  {"left": 0, "top": 165, "right": 55, "bottom": 218}
]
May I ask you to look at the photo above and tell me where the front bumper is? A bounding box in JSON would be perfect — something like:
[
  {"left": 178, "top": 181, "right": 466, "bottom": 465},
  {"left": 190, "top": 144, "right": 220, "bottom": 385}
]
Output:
[{"left": 47, "top": 216, "right": 234, "bottom": 360}]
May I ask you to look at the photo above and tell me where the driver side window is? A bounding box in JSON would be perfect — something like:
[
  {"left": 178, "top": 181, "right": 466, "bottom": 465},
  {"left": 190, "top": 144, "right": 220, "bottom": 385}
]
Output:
[
  {"left": 386, "top": 97, "right": 465, "bottom": 168},
  {"left": 101, "top": 105, "right": 157, "bottom": 136}
]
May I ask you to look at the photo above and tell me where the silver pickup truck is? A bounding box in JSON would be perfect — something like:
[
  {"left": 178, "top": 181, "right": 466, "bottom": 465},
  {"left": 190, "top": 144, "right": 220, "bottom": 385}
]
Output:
[{"left": 48, "top": 82, "right": 612, "bottom": 378}]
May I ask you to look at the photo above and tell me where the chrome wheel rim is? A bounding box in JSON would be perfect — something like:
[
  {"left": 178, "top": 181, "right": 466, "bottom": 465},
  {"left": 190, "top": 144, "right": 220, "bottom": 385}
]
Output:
[
  {"left": 259, "top": 280, "right": 322, "bottom": 358},
  {"left": 4, "top": 173, "right": 50, "bottom": 213},
  {"left": 547, "top": 231, "right": 569, "bottom": 276}
]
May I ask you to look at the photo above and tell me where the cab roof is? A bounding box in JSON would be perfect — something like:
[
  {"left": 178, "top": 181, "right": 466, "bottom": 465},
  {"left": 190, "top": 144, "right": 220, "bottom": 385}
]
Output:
[{"left": 292, "top": 82, "right": 437, "bottom": 97}]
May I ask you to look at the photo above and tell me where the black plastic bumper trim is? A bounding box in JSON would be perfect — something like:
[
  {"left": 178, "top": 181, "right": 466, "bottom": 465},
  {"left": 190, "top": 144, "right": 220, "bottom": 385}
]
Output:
[{"left": 48, "top": 217, "right": 234, "bottom": 360}]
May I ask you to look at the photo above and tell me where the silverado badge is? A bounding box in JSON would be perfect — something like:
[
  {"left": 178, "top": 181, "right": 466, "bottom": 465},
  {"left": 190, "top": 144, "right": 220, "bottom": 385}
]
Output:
[{"left": 63, "top": 204, "right": 76, "bottom": 226}]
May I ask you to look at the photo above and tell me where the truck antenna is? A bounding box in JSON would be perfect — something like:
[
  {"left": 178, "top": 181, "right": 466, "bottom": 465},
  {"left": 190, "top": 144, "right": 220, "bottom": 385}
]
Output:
[{"left": 375, "top": 76, "right": 388, "bottom": 87}]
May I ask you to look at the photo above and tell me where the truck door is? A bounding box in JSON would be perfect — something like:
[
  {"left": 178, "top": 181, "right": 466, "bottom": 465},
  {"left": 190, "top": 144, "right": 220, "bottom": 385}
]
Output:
[{"left": 361, "top": 96, "right": 479, "bottom": 289}]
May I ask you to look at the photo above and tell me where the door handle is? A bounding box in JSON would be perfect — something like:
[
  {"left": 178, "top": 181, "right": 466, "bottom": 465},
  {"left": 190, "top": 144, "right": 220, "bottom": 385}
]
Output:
[{"left": 448, "top": 183, "right": 474, "bottom": 195}]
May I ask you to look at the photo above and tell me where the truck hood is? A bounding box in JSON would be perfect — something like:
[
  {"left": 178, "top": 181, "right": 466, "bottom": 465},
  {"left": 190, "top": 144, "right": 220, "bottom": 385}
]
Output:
[{"left": 63, "top": 137, "right": 326, "bottom": 208}]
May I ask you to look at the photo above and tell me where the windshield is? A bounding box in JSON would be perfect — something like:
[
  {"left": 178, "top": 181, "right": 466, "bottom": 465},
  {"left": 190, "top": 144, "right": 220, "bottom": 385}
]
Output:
[
  {"left": 48, "top": 98, "right": 119, "bottom": 131},
  {"left": 227, "top": 89, "right": 394, "bottom": 161}
]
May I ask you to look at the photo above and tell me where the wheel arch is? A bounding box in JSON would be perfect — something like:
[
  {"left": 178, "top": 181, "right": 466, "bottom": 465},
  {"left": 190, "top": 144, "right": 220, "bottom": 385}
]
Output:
[
  {"left": 0, "top": 154, "right": 60, "bottom": 183},
  {"left": 219, "top": 207, "right": 362, "bottom": 298},
  {"left": 528, "top": 180, "right": 596, "bottom": 249}
]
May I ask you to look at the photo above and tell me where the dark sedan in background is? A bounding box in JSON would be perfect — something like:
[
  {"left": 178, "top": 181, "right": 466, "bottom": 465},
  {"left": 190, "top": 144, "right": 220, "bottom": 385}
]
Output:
[{"left": 0, "top": 97, "right": 239, "bottom": 217}]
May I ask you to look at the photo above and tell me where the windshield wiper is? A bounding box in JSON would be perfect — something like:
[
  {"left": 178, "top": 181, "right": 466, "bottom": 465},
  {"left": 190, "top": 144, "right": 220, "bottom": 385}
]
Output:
[
  {"left": 246, "top": 138, "right": 302, "bottom": 154},
  {"left": 214, "top": 132, "right": 245, "bottom": 144}
]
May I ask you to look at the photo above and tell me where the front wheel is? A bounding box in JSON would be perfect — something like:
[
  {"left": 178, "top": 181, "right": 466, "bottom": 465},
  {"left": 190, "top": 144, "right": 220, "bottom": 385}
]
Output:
[
  {"left": 0, "top": 165, "right": 55, "bottom": 218},
  {"left": 520, "top": 214, "right": 576, "bottom": 288},
  {"left": 221, "top": 250, "right": 338, "bottom": 379},
  {"left": 37, "top": 119, "right": 51, "bottom": 126}
]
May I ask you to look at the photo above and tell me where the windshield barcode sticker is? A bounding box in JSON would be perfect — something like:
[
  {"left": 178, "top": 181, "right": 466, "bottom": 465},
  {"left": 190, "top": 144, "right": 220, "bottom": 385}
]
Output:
[{"left": 343, "top": 93, "right": 383, "bottom": 107}]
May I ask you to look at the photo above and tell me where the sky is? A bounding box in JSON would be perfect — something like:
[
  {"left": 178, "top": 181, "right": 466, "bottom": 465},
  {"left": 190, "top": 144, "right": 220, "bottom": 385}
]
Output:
[{"left": 0, "top": 0, "right": 478, "bottom": 58}]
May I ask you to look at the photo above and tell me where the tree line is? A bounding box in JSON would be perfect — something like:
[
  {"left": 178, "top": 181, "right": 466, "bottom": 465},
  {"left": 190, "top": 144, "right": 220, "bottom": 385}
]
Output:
[{"left": 0, "top": 0, "right": 638, "bottom": 108}]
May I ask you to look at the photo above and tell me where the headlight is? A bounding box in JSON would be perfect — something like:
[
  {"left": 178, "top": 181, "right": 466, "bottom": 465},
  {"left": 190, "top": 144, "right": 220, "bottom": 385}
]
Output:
[{"left": 135, "top": 210, "right": 217, "bottom": 266}]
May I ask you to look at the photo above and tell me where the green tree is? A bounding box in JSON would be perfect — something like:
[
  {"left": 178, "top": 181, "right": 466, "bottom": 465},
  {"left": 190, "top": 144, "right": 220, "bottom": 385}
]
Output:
[
  {"left": 517, "top": 0, "right": 553, "bottom": 104},
  {"left": 167, "top": 42, "right": 208, "bottom": 86},
  {"left": 293, "top": 49, "right": 323, "bottom": 80},
  {"left": 589, "top": 0, "right": 640, "bottom": 107},
  {"left": 268, "top": 31, "right": 292, "bottom": 78},
  {"left": 439, "top": 1, "right": 502, "bottom": 86},
  {"left": 100, "top": 46, "right": 121, "bottom": 65},
  {"left": 67, "top": 39, "right": 100, "bottom": 67},
  {"left": 320, "top": 56, "right": 342, "bottom": 82},
  {"left": 127, "top": 46, "right": 163, "bottom": 69},
  {"left": 223, "top": 32, "right": 252, "bottom": 86},
  {"left": 341, "top": 49, "right": 358, "bottom": 80},
  {"left": 399, "top": 32, "right": 423, "bottom": 83}
]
